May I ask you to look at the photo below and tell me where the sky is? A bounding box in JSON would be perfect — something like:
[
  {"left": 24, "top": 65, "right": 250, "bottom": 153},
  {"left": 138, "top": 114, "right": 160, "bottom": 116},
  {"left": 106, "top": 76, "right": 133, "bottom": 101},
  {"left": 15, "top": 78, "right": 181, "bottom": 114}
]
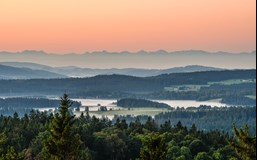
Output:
[{"left": 0, "top": 0, "right": 256, "bottom": 54}]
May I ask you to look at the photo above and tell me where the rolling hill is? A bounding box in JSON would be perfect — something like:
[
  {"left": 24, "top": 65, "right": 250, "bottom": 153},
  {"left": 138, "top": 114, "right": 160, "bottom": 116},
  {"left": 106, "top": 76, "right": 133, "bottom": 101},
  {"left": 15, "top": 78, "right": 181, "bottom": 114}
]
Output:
[
  {"left": 0, "top": 70, "right": 255, "bottom": 105},
  {"left": 0, "top": 64, "right": 67, "bottom": 79},
  {"left": 0, "top": 62, "right": 223, "bottom": 77}
]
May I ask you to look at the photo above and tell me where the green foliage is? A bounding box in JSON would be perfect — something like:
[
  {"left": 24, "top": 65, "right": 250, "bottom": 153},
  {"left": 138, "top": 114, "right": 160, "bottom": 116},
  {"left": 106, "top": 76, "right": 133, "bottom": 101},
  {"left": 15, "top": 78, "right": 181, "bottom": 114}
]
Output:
[
  {"left": 0, "top": 98, "right": 81, "bottom": 116},
  {"left": 212, "top": 146, "right": 238, "bottom": 160},
  {"left": 0, "top": 70, "right": 255, "bottom": 105},
  {"left": 5, "top": 147, "right": 17, "bottom": 160},
  {"left": 0, "top": 110, "right": 254, "bottom": 160},
  {"left": 0, "top": 94, "right": 256, "bottom": 160},
  {"left": 93, "top": 127, "right": 129, "bottom": 160},
  {"left": 46, "top": 94, "right": 81, "bottom": 160},
  {"left": 175, "top": 155, "right": 186, "bottom": 160},
  {"left": 160, "top": 120, "right": 172, "bottom": 133},
  {"left": 144, "top": 117, "right": 158, "bottom": 132},
  {"left": 77, "top": 148, "right": 93, "bottom": 160},
  {"left": 140, "top": 133, "right": 167, "bottom": 160},
  {"left": 194, "top": 152, "right": 213, "bottom": 160},
  {"left": 189, "top": 139, "right": 207, "bottom": 156},
  {"left": 0, "top": 133, "right": 7, "bottom": 155},
  {"left": 180, "top": 146, "right": 191, "bottom": 159},
  {"left": 117, "top": 98, "right": 170, "bottom": 108},
  {"left": 25, "top": 131, "right": 51, "bottom": 160},
  {"left": 229, "top": 124, "right": 256, "bottom": 160},
  {"left": 154, "top": 106, "right": 256, "bottom": 134}
]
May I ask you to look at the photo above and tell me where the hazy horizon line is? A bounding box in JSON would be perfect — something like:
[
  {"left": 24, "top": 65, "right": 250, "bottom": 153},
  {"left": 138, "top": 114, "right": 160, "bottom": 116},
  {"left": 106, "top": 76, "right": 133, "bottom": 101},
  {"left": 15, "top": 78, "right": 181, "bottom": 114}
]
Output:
[
  {"left": 0, "top": 49, "right": 256, "bottom": 55},
  {"left": 1, "top": 61, "right": 256, "bottom": 71}
]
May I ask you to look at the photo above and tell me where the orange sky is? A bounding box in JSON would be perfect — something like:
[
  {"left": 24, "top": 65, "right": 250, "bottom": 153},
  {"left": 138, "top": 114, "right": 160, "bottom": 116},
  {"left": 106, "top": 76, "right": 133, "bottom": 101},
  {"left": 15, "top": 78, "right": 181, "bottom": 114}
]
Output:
[{"left": 0, "top": 0, "right": 256, "bottom": 53}]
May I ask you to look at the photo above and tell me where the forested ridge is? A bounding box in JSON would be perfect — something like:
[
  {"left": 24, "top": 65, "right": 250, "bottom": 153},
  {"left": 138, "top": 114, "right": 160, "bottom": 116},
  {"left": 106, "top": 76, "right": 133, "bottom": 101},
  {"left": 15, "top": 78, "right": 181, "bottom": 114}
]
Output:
[
  {"left": 130, "top": 106, "right": 256, "bottom": 134},
  {"left": 0, "top": 70, "right": 255, "bottom": 92},
  {"left": 0, "top": 70, "right": 255, "bottom": 105},
  {"left": 0, "top": 98, "right": 81, "bottom": 116},
  {"left": 0, "top": 95, "right": 256, "bottom": 160},
  {"left": 117, "top": 98, "right": 171, "bottom": 108},
  {"left": 142, "top": 83, "right": 256, "bottom": 105}
]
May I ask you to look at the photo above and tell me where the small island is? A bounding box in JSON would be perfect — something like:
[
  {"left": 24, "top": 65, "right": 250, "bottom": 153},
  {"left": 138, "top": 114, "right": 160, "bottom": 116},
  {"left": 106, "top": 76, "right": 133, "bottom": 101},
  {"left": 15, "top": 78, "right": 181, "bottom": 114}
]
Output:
[{"left": 117, "top": 98, "right": 171, "bottom": 108}]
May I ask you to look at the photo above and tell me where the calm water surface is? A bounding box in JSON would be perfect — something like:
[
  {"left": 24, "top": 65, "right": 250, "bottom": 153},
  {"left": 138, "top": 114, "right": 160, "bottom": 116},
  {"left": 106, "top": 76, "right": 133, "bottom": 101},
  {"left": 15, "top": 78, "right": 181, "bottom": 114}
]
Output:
[
  {"left": 0, "top": 97, "right": 227, "bottom": 113},
  {"left": 72, "top": 98, "right": 228, "bottom": 111}
]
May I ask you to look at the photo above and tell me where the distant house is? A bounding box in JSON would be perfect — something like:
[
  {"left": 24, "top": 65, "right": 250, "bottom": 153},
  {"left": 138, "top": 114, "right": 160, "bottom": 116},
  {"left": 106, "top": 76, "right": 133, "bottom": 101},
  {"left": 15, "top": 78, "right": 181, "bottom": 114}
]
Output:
[{"left": 98, "top": 106, "right": 108, "bottom": 111}]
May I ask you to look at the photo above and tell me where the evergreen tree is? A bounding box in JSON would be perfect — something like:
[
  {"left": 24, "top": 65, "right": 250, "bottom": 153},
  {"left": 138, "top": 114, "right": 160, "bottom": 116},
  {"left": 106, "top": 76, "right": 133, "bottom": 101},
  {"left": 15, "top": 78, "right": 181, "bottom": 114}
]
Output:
[
  {"left": 160, "top": 120, "right": 172, "bottom": 133},
  {"left": 0, "top": 133, "right": 7, "bottom": 158},
  {"left": 77, "top": 148, "right": 93, "bottom": 160},
  {"left": 144, "top": 117, "right": 158, "bottom": 132},
  {"left": 140, "top": 133, "right": 167, "bottom": 160},
  {"left": 130, "top": 117, "right": 143, "bottom": 134},
  {"left": 229, "top": 124, "right": 256, "bottom": 160},
  {"left": 5, "top": 146, "right": 18, "bottom": 160},
  {"left": 46, "top": 94, "right": 81, "bottom": 160},
  {"left": 194, "top": 152, "right": 212, "bottom": 160},
  {"left": 190, "top": 124, "right": 197, "bottom": 135}
]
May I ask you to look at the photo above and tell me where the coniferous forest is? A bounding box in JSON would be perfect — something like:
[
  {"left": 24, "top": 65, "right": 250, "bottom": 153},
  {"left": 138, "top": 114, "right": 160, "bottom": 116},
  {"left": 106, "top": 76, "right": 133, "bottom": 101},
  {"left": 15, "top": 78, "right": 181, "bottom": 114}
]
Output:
[
  {"left": 1, "top": 0, "right": 256, "bottom": 159},
  {"left": 0, "top": 94, "right": 256, "bottom": 160},
  {"left": 0, "top": 70, "right": 255, "bottom": 106}
]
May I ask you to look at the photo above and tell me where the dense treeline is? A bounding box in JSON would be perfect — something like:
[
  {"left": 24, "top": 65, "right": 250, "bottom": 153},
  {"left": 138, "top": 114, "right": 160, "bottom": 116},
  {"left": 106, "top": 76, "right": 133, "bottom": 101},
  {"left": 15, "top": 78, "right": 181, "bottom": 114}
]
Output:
[
  {"left": 143, "top": 83, "right": 256, "bottom": 105},
  {"left": 221, "top": 96, "right": 256, "bottom": 105},
  {"left": 0, "top": 95, "right": 256, "bottom": 160},
  {"left": 155, "top": 106, "right": 256, "bottom": 134},
  {"left": 114, "top": 106, "right": 256, "bottom": 134},
  {"left": 0, "top": 98, "right": 81, "bottom": 116},
  {"left": 0, "top": 70, "right": 255, "bottom": 105},
  {"left": 117, "top": 98, "right": 171, "bottom": 108},
  {"left": 199, "top": 83, "right": 256, "bottom": 103}
]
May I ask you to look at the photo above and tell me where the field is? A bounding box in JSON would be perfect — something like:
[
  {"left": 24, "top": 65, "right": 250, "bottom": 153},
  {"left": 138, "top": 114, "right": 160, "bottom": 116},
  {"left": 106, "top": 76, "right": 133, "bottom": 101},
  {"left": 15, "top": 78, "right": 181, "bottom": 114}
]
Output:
[
  {"left": 72, "top": 98, "right": 229, "bottom": 119},
  {"left": 208, "top": 79, "right": 256, "bottom": 85},
  {"left": 165, "top": 79, "right": 256, "bottom": 92},
  {"left": 165, "top": 85, "right": 208, "bottom": 92},
  {"left": 246, "top": 95, "right": 256, "bottom": 100}
]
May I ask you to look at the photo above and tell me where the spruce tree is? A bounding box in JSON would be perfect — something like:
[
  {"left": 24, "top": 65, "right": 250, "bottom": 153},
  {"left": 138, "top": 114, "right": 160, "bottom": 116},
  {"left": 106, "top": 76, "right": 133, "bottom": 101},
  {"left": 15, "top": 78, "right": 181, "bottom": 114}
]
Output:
[
  {"left": 0, "top": 133, "right": 7, "bottom": 158},
  {"left": 140, "top": 133, "right": 167, "bottom": 160},
  {"left": 229, "top": 124, "right": 256, "bottom": 160},
  {"left": 47, "top": 94, "right": 81, "bottom": 160}
]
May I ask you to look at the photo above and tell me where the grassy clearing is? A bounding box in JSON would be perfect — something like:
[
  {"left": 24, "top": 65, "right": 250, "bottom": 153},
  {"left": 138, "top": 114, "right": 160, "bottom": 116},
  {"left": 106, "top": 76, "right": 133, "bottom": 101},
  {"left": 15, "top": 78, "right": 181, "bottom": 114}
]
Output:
[
  {"left": 75, "top": 108, "right": 170, "bottom": 117},
  {"left": 208, "top": 79, "right": 256, "bottom": 85},
  {"left": 246, "top": 95, "right": 256, "bottom": 100},
  {"left": 207, "top": 98, "right": 222, "bottom": 103},
  {"left": 165, "top": 85, "right": 209, "bottom": 92},
  {"left": 165, "top": 79, "right": 256, "bottom": 92}
]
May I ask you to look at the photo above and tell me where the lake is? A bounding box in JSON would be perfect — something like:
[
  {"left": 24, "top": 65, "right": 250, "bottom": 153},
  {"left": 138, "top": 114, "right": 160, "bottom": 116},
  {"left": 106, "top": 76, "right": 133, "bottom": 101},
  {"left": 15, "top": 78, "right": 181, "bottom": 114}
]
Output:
[
  {"left": 72, "top": 98, "right": 228, "bottom": 111},
  {"left": 70, "top": 98, "right": 228, "bottom": 119},
  {"left": 1, "top": 97, "right": 227, "bottom": 116}
]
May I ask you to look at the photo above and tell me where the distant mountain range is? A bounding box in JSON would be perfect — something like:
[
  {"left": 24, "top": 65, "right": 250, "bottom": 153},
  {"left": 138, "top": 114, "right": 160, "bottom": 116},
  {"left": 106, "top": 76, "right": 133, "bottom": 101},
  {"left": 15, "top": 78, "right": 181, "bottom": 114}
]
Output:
[
  {"left": 0, "top": 62, "right": 223, "bottom": 78},
  {"left": 0, "top": 64, "right": 67, "bottom": 79},
  {"left": 0, "top": 50, "right": 255, "bottom": 69}
]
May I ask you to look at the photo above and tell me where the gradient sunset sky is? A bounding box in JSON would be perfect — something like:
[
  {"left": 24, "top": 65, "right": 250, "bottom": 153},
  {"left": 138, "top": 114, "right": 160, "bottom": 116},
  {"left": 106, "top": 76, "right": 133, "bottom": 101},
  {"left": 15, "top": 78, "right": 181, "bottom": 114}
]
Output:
[{"left": 0, "top": 0, "right": 256, "bottom": 54}]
